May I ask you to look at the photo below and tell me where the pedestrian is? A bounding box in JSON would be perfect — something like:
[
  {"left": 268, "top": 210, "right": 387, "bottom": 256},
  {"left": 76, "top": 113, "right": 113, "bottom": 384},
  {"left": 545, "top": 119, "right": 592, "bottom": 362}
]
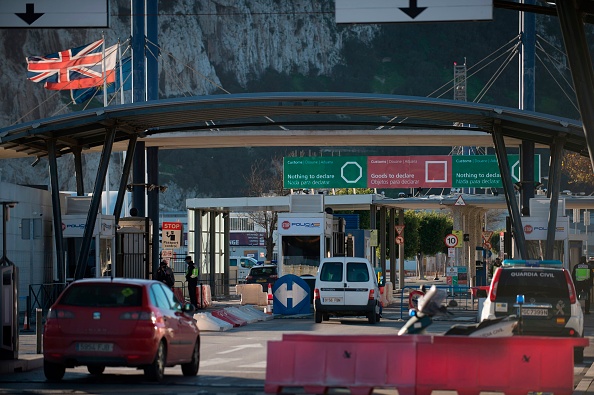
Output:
[
  {"left": 155, "top": 260, "right": 175, "bottom": 288},
  {"left": 572, "top": 256, "right": 592, "bottom": 314},
  {"left": 489, "top": 257, "right": 502, "bottom": 278},
  {"left": 185, "top": 256, "right": 199, "bottom": 308}
]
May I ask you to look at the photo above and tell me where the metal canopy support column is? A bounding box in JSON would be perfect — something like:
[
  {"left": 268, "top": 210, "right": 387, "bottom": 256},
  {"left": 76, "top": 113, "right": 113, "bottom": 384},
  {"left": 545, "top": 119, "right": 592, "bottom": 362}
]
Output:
[
  {"left": 380, "top": 206, "right": 386, "bottom": 275},
  {"left": 73, "top": 147, "right": 84, "bottom": 196},
  {"left": 47, "top": 139, "right": 65, "bottom": 283},
  {"left": 209, "top": 211, "right": 216, "bottom": 297},
  {"left": 557, "top": 0, "right": 594, "bottom": 170},
  {"left": 398, "top": 209, "right": 405, "bottom": 290},
  {"left": 147, "top": 147, "right": 159, "bottom": 274},
  {"left": 545, "top": 134, "right": 566, "bottom": 260},
  {"left": 389, "top": 207, "right": 396, "bottom": 287},
  {"left": 370, "top": 204, "right": 377, "bottom": 267},
  {"left": 113, "top": 136, "right": 138, "bottom": 222},
  {"left": 493, "top": 127, "right": 527, "bottom": 259},
  {"left": 223, "top": 212, "right": 230, "bottom": 296},
  {"left": 74, "top": 127, "right": 116, "bottom": 280}
]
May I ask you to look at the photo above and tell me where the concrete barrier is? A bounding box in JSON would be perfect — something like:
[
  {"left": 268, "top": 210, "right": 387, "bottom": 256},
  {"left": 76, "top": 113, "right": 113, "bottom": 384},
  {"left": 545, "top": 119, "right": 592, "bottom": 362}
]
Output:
[
  {"left": 240, "top": 305, "right": 274, "bottom": 321},
  {"left": 264, "top": 334, "right": 588, "bottom": 395},
  {"left": 211, "top": 309, "right": 247, "bottom": 327},
  {"left": 225, "top": 307, "right": 259, "bottom": 323},
  {"left": 237, "top": 284, "right": 267, "bottom": 305},
  {"left": 194, "top": 312, "right": 233, "bottom": 332}
]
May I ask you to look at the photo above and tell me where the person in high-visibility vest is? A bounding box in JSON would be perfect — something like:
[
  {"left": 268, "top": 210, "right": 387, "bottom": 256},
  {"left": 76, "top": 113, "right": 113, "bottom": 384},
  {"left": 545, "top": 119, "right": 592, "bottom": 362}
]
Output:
[
  {"left": 572, "top": 256, "right": 592, "bottom": 314},
  {"left": 185, "top": 256, "right": 199, "bottom": 309}
]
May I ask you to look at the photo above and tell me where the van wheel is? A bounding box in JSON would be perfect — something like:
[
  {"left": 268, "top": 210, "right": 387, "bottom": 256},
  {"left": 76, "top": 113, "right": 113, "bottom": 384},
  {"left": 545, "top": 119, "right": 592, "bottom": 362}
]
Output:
[
  {"left": 315, "top": 309, "right": 322, "bottom": 323},
  {"left": 368, "top": 310, "right": 377, "bottom": 324},
  {"left": 44, "top": 359, "right": 65, "bottom": 381}
]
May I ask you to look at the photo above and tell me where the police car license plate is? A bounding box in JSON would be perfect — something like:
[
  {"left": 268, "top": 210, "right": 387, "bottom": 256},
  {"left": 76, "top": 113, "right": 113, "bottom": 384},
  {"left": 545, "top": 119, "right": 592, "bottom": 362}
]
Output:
[
  {"left": 323, "top": 297, "right": 343, "bottom": 303},
  {"left": 77, "top": 342, "right": 113, "bottom": 352},
  {"left": 522, "top": 308, "right": 548, "bottom": 317}
]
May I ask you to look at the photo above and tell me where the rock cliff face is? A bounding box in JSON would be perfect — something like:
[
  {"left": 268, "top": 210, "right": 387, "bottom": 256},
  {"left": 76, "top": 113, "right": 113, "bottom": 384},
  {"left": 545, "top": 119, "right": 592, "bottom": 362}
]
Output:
[
  {"left": 0, "top": 1, "right": 584, "bottom": 205},
  {"left": 0, "top": 0, "right": 378, "bottom": 206}
]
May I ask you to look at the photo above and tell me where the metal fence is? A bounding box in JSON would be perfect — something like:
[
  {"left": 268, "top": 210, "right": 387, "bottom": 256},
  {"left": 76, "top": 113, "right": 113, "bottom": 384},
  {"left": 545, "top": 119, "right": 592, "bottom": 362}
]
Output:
[
  {"left": 399, "top": 284, "right": 476, "bottom": 320},
  {"left": 27, "top": 282, "right": 67, "bottom": 323}
]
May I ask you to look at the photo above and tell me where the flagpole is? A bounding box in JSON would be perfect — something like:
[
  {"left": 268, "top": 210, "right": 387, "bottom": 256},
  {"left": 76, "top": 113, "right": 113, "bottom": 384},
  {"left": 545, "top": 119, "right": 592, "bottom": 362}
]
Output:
[
  {"left": 102, "top": 33, "right": 107, "bottom": 107},
  {"left": 118, "top": 40, "right": 124, "bottom": 105},
  {"left": 101, "top": 33, "right": 111, "bottom": 217}
]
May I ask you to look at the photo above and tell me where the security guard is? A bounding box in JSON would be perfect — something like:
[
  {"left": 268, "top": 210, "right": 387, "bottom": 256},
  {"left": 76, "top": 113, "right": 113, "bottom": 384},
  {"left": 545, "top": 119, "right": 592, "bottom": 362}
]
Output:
[
  {"left": 185, "top": 256, "right": 199, "bottom": 309},
  {"left": 572, "top": 256, "right": 592, "bottom": 314}
]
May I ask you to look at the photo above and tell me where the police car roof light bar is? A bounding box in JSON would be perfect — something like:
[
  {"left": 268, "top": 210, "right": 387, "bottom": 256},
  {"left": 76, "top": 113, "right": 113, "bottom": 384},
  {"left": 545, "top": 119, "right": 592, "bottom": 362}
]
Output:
[{"left": 502, "top": 259, "right": 563, "bottom": 267}]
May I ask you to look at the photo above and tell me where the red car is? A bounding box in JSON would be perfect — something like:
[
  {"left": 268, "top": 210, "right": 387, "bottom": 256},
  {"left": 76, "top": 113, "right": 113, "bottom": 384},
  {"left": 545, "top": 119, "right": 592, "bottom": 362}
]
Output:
[{"left": 43, "top": 278, "right": 200, "bottom": 382}]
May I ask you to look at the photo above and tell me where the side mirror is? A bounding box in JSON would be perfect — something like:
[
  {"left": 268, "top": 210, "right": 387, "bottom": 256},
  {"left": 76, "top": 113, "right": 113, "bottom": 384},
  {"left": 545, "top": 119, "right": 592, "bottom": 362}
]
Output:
[{"left": 183, "top": 303, "right": 196, "bottom": 314}]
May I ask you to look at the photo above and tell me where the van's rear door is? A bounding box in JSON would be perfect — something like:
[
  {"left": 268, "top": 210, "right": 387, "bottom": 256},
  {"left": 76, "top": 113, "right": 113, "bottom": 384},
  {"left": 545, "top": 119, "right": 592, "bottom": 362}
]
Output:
[
  {"left": 345, "top": 261, "right": 372, "bottom": 306},
  {"left": 318, "top": 260, "right": 345, "bottom": 306}
]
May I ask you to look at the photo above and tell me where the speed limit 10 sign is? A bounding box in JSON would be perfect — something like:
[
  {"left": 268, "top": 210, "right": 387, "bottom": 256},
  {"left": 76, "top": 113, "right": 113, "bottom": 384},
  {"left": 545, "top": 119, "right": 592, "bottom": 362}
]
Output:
[{"left": 444, "top": 234, "right": 459, "bottom": 248}]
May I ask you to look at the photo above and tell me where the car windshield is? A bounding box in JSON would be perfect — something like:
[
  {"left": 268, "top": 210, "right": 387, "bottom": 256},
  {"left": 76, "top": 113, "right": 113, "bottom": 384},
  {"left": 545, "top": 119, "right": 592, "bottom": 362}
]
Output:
[
  {"left": 60, "top": 284, "right": 143, "bottom": 307},
  {"left": 497, "top": 269, "right": 568, "bottom": 299}
]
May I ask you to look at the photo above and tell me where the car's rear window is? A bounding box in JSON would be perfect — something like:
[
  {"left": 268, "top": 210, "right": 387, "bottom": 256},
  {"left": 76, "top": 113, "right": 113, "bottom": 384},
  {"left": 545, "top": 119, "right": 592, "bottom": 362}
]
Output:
[
  {"left": 497, "top": 269, "right": 568, "bottom": 299},
  {"left": 346, "top": 262, "right": 370, "bottom": 282},
  {"left": 250, "top": 267, "right": 277, "bottom": 276},
  {"left": 320, "top": 261, "right": 343, "bottom": 282},
  {"left": 60, "top": 284, "right": 143, "bottom": 307}
]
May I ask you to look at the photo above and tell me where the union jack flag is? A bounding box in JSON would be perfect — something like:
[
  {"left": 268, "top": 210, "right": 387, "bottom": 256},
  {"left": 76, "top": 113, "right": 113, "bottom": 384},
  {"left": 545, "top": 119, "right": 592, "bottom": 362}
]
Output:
[{"left": 26, "top": 39, "right": 118, "bottom": 90}]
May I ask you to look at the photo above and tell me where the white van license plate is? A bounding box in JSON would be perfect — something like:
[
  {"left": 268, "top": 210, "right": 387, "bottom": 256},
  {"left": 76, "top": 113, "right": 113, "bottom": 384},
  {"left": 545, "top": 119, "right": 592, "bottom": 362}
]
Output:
[
  {"left": 323, "top": 297, "right": 343, "bottom": 303},
  {"left": 522, "top": 308, "right": 548, "bottom": 317}
]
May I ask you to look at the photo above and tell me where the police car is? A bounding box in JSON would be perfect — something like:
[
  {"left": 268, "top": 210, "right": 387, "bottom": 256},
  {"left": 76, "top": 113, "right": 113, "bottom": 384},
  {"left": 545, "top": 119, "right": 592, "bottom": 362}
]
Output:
[{"left": 480, "top": 259, "right": 584, "bottom": 362}]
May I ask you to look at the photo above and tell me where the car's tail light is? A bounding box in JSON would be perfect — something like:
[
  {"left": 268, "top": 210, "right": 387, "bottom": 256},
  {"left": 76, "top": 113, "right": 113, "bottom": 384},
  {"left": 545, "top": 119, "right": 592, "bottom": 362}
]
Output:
[
  {"left": 564, "top": 269, "right": 577, "bottom": 304},
  {"left": 120, "top": 311, "right": 156, "bottom": 323},
  {"left": 368, "top": 289, "right": 375, "bottom": 300},
  {"left": 47, "top": 308, "right": 75, "bottom": 319},
  {"left": 313, "top": 289, "right": 320, "bottom": 300},
  {"left": 246, "top": 275, "right": 253, "bottom": 281},
  {"left": 489, "top": 268, "right": 502, "bottom": 302},
  {"left": 270, "top": 275, "right": 278, "bottom": 280}
]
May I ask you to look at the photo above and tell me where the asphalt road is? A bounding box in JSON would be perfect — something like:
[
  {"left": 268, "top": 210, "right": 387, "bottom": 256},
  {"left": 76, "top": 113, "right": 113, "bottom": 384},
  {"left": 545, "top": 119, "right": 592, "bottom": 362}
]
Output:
[{"left": 0, "top": 306, "right": 591, "bottom": 394}]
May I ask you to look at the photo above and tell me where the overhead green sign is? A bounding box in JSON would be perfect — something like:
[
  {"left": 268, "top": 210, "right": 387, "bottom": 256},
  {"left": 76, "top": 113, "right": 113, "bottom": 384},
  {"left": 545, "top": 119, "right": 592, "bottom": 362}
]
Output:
[
  {"left": 451, "top": 155, "right": 540, "bottom": 188},
  {"left": 284, "top": 155, "right": 540, "bottom": 189},
  {"left": 284, "top": 156, "right": 367, "bottom": 189}
]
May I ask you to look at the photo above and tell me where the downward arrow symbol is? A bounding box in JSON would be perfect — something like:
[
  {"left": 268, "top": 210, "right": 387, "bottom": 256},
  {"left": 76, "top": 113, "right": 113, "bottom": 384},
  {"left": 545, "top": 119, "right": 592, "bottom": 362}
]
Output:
[
  {"left": 399, "top": 0, "right": 427, "bottom": 19},
  {"left": 16, "top": 3, "right": 44, "bottom": 25}
]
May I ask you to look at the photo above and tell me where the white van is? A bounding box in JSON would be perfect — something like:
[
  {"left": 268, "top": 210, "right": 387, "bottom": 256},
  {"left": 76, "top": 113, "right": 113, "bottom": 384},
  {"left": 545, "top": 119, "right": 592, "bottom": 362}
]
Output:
[
  {"left": 313, "top": 257, "right": 381, "bottom": 324},
  {"left": 230, "top": 256, "right": 259, "bottom": 283}
]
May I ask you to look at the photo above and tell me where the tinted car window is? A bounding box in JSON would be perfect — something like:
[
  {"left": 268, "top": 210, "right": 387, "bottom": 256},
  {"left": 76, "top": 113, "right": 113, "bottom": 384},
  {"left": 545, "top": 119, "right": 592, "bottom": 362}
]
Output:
[
  {"left": 320, "top": 262, "right": 343, "bottom": 282},
  {"left": 497, "top": 269, "right": 568, "bottom": 299},
  {"left": 346, "top": 262, "right": 370, "bottom": 282},
  {"left": 60, "top": 284, "right": 142, "bottom": 307},
  {"left": 250, "top": 267, "right": 277, "bottom": 276}
]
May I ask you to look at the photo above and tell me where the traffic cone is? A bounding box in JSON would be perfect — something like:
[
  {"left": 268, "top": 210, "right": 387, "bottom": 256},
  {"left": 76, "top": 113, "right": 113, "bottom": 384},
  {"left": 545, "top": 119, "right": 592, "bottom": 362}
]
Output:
[
  {"left": 266, "top": 283, "right": 273, "bottom": 314},
  {"left": 23, "top": 309, "right": 30, "bottom": 331}
]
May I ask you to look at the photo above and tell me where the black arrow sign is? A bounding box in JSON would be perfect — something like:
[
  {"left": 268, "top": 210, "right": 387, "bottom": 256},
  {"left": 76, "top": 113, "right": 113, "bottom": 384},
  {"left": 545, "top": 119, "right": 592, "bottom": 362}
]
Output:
[
  {"left": 399, "top": 0, "right": 427, "bottom": 19},
  {"left": 16, "top": 3, "right": 44, "bottom": 25}
]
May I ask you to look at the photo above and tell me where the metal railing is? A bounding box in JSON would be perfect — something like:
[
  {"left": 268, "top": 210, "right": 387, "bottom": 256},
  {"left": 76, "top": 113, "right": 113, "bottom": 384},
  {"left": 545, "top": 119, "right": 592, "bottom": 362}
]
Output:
[
  {"left": 399, "top": 284, "right": 475, "bottom": 320},
  {"left": 27, "top": 282, "right": 67, "bottom": 322}
]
